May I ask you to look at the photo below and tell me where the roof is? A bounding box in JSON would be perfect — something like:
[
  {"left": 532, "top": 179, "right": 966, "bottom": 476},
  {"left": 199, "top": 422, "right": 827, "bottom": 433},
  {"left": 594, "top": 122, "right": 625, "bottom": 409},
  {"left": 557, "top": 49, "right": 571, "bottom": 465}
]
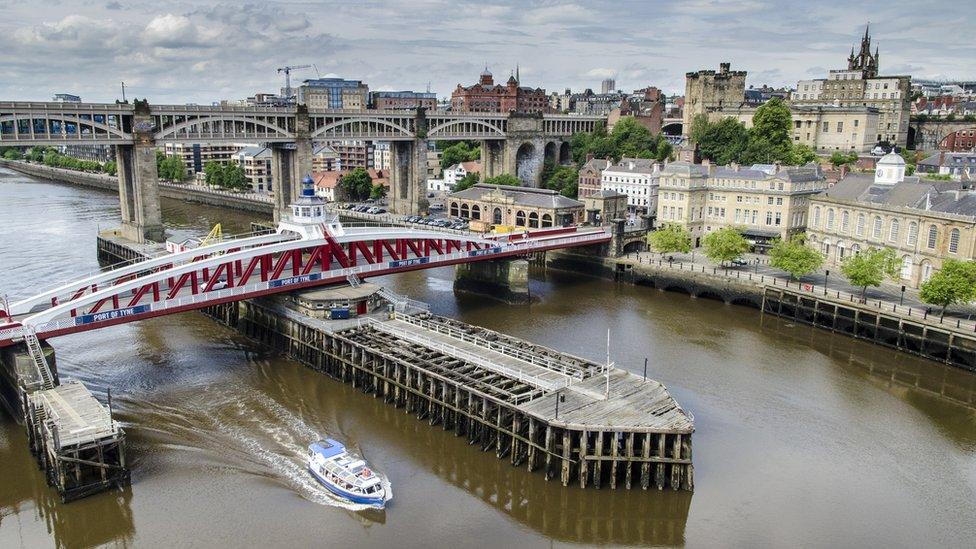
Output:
[
  {"left": 589, "top": 190, "right": 627, "bottom": 199},
  {"left": 313, "top": 171, "right": 343, "bottom": 189},
  {"left": 237, "top": 145, "right": 270, "bottom": 159},
  {"left": 821, "top": 173, "right": 976, "bottom": 217},
  {"left": 297, "top": 282, "right": 380, "bottom": 302},
  {"left": 312, "top": 144, "right": 338, "bottom": 157},
  {"left": 581, "top": 157, "right": 610, "bottom": 171},
  {"left": 920, "top": 152, "right": 976, "bottom": 168},
  {"left": 310, "top": 439, "right": 346, "bottom": 459},
  {"left": 604, "top": 157, "right": 659, "bottom": 175},
  {"left": 450, "top": 183, "right": 583, "bottom": 209}
]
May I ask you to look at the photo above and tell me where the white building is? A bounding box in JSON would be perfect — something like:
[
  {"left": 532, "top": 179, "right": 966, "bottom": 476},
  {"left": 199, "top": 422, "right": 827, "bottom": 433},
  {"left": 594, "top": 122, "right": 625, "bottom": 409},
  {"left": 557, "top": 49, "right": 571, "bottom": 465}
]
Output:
[
  {"left": 599, "top": 158, "right": 660, "bottom": 212},
  {"left": 373, "top": 142, "right": 392, "bottom": 171},
  {"left": 441, "top": 161, "right": 481, "bottom": 190}
]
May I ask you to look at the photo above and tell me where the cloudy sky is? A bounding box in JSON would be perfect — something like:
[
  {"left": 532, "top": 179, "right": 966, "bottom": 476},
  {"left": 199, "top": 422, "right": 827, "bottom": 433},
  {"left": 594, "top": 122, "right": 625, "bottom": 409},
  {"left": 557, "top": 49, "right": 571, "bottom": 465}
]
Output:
[{"left": 1, "top": 0, "right": 973, "bottom": 104}]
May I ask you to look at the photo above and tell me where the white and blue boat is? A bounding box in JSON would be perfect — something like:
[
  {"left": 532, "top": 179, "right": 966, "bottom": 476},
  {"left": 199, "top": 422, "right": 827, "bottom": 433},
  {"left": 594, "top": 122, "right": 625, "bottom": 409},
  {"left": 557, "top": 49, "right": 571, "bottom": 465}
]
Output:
[{"left": 307, "top": 439, "right": 391, "bottom": 508}]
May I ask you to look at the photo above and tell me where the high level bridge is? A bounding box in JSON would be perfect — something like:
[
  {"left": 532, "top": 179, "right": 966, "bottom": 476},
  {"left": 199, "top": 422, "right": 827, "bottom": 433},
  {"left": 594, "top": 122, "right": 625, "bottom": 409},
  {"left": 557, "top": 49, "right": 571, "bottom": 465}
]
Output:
[
  {"left": 0, "top": 180, "right": 610, "bottom": 348},
  {"left": 0, "top": 100, "right": 606, "bottom": 242}
]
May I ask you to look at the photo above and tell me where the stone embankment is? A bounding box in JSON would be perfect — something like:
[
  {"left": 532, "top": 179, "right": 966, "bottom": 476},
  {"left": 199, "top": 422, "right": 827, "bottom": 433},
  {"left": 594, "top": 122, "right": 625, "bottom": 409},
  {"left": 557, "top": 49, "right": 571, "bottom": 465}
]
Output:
[
  {"left": 0, "top": 159, "right": 273, "bottom": 215},
  {"left": 547, "top": 249, "right": 976, "bottom": 372}
]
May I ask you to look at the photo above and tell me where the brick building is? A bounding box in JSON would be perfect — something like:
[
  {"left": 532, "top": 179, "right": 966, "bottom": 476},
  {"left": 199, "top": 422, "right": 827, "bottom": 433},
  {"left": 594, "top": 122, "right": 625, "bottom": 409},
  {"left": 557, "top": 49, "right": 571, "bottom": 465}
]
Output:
[
  {"left": 577, "top": 154, "right": 610, "bottom": 199},
  {"left": 369, "top": 91, "right": 437, "bottom": 110},
  {"left": 939, "top": 128, "right": 976, "bottom": 152},
  {"left": 451, "top": 69, "right": 549, "bottom": 114}
]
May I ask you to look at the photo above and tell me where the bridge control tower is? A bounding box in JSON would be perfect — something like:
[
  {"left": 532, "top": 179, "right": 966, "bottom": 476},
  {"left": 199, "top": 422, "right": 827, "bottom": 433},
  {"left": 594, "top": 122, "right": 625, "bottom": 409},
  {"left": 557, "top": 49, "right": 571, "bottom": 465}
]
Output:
[{"left": 277, "top": 174, "right": 344, "bottom": 241}]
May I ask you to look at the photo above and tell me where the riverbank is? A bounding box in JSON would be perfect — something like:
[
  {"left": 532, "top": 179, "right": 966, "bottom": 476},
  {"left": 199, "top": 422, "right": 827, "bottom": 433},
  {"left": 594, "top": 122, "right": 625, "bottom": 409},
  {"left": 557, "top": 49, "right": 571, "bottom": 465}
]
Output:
[
  {"left": 0, "top": 159, "right": 274, "bottom": 216},
  {"left": 547, "top": 249, "right": 976, "bottom": 372}
]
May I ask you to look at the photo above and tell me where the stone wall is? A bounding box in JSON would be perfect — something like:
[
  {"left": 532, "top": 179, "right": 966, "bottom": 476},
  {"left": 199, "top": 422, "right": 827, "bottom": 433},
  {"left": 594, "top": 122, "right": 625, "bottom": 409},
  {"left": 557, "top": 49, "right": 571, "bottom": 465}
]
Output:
[{"left": 0, "top": 159, "right": 273, "bottom": 215}]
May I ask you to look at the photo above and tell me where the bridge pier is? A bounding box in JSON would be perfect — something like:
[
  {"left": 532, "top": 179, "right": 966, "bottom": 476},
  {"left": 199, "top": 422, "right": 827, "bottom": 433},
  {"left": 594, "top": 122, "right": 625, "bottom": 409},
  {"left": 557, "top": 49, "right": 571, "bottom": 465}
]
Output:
[
  {"left": 272, "top": 106, "right": 313, "bottom": 221},
  {"left": 115, "top": 100, "right": 163, "bottom": 243},
  {"left": 389, "top": 138, "right": 429, "bottom": 215},
  {"left": 480, "top": 139, "right": 505, "bottom": 180},
  {"left": 453, "top": 258, "right": 530, "bottom": 304},
  {"left": 0, "top": 341, "right": 57, "bottom": 423}
]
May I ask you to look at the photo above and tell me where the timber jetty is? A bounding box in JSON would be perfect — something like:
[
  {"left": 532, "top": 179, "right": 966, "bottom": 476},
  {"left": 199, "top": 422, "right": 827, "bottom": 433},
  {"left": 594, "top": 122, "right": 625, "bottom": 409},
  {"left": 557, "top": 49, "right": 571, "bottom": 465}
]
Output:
[{"left": 210, "top": 294, "right": 695, "bottom": 491}]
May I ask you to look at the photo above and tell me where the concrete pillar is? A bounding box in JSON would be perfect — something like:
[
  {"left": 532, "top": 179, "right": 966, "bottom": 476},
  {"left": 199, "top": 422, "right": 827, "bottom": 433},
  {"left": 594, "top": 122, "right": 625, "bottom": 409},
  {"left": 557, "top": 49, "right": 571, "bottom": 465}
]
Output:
[
  {"left": 272, "top": 107, "right": 313, "bottom": 221},
  {"left": 389, "top": 139, "right": 429, "bottom": 215},
  {"left": 453, "top": 259, "right": 530, "bottom": 304},
  {"left": 0, "top": 341, "right": 57, "bottom": 423},
  {"left": 503, "top": 137, "right": 546, "bottom": 187},
  {"left": 115, "top": 100, "right": 163, "bottom": 243}
]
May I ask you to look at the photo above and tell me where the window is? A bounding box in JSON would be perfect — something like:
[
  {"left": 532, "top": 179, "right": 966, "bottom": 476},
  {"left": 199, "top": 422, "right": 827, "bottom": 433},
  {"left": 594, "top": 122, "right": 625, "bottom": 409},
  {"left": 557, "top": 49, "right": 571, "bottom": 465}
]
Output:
[
  {"left": 826, "top": 209, "right": 835, "bottom": 229},
  {"left": 949, "top": 228, "right": 960, "bottom": 253},
  {"left": 767, "top": 196, "right": 774, "bottom": 205},
  {"left": 856, "top": 214, "right": 865, "bottom": 237},
  {"left": 872, "top": 216, "right": 882, "bottom": 239},
  {"left": 541, "top": 213, "right": 553, "bottom": 228},
  {"left": 837, "top": 121, "right": 844, "bottom": 132},
  {"left": 823, "top": 122, "right": 829, "bottom": 132},
  {"left": 528, "top": 212, "right": 539, "bottom": 228},
  {"left": 907, "top": 222, "right": 918, "bottom": 246},
  {"left": 927, "top": 225, "right": 938, "bottom": 249},
  {"left": 515, "top": 210, "right": 526, "bottom": 226},
  {"left": 841, "top": 211, "right": 850, "bottom": 233},
  {"left": 460, "top": 204, "right": 470, "bottom": 219},
  {"left": 766, "top": 211, "right": 773, "bottom": 225},
  {"left": 775, "top": 212, "right": 781, "bottom": 226},
  {"left": 888, "top": 219, "right": 899, "bottom": 242},
  {"left": 776, "top": 197, "right": 783, "bottom": 206}
]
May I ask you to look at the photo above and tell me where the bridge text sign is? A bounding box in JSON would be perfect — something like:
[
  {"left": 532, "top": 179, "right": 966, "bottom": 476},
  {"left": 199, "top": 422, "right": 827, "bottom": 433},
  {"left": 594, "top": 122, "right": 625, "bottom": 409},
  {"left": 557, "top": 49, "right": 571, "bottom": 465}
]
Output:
[
  {"left": 269, "top": 273, "right": 323, "bottom": 289},
  {"left": 74, "top": 305, "right": 151, "bottom": 326}
]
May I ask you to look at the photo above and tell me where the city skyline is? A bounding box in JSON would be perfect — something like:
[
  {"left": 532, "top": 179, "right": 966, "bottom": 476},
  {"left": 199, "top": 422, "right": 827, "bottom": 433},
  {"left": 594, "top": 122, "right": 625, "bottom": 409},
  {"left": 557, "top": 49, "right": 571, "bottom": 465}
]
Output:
[{"left": 1, "top": 0, "right": 974, "bottom": 104}]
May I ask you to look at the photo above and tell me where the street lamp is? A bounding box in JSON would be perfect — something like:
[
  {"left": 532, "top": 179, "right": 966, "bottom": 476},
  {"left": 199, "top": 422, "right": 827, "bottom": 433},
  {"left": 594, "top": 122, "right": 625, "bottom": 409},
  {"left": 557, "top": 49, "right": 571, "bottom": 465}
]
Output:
[{"left": 824, "top": 270, "right": 829, "bottom": 295}]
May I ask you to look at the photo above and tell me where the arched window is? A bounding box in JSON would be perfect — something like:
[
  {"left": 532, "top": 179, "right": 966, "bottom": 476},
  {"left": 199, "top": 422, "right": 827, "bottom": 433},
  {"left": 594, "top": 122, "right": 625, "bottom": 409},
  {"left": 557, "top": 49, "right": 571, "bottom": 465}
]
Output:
[
  {"left": 492, "top": 207, "right": 502, "bottom": 225},
  {"left": 813, "top": 207, "right": 821, "bottom": 228},
  {"left": 450, "top": 202, "right": 459, "bottom": 217},
  {"left": 907, "top": 222, "right": 918, "bottom": 246},
  {"left": 949, "top": 228, "right": 960, "bottom": 253},
  {"left": 888, "top": 219, "right": 900, "bottom": 242},
  {"left": 872, "top": 216, "right": 882, "bottom": 239},
  {"left": 841, "top": 211, "right": 850, "bottom": 233},
  {"left": 826, "top": 209, "right": 835, "bottom": 230},
  {"left": 515, "top": 210, "right": 526, "bottom": 226},
  {"left": 927, "top": 225, "right": 938, "bottom": 249},
  {"left": 460, "top": 204, "right": 470, "bottom": 219},
  {"left": 528, "top": 212, "right": 539, "bottom": 228},
  {"left": 837, "top": 240, "right": 846, "bottom": 260},
  {"left": 821, "top": 238, "right": 831, "bottom": 256},
  {"left": 900, "top": 255, "right": 912, "bottom": 280},
  {"left": 921, "top": 260, "right": 933, "bottom": 282},
  {"left": 851, "top": 243, "right": 861, "bottom": 255},
  {"left": 855, "top": 214, "right": 865, "bottom": 237},
  {"left": 472, "top": 205, "right": 481, "bottom": 220},
  {"left": 541, "top": 213, "right": 553, "bottom": 228}
]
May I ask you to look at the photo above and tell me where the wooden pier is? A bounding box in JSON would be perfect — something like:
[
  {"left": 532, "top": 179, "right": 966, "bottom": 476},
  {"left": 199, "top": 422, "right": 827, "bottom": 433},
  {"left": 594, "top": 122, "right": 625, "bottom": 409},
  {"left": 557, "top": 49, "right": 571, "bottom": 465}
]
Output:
[
  {"left": 216, "top": 295, "right": 695, "bottom": 491},
  {"left": 24, "top": 381, "right": 128, "bottom": 502}
]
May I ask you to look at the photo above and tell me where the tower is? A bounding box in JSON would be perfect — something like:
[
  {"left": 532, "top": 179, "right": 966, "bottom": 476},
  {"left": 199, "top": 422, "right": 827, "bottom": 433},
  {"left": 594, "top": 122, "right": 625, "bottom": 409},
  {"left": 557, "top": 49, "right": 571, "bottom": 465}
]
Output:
[{"left": 848, "top": 24, "right": 879, "bottom": 77}]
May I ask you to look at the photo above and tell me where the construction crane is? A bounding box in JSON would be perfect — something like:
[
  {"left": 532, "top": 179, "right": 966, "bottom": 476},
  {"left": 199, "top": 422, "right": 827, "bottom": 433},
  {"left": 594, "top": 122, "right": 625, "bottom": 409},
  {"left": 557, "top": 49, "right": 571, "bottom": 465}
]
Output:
[{"left": 277, "top": 65, "right": 313, "bottom": 100}]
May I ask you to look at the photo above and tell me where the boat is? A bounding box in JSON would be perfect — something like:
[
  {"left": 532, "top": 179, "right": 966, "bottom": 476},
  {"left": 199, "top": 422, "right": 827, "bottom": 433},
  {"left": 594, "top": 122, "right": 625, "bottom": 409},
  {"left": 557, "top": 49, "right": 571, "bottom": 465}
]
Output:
[{"left": 307, "top": 439, "right": 391, "bottom": 508}]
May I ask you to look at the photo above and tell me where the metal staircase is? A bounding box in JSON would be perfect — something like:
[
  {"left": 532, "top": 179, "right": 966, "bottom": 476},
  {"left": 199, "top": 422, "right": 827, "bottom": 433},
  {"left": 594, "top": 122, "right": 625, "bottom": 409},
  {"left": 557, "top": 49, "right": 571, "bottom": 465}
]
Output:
[
  {"left": 23, "top": 327, "right": 56, "bottom": 390},
  {"left": 346, "top": 274, "right": 362, "bottom": 287}
]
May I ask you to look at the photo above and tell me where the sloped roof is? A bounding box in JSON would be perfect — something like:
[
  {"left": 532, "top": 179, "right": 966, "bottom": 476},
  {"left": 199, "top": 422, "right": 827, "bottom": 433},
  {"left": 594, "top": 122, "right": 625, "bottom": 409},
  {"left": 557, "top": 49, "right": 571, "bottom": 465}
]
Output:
[
  {"left": 450, "top": 184, "right": 582, "bottom": 209},
  {"left": 822, "top": 173, "right": 975, "bottom": 217}
]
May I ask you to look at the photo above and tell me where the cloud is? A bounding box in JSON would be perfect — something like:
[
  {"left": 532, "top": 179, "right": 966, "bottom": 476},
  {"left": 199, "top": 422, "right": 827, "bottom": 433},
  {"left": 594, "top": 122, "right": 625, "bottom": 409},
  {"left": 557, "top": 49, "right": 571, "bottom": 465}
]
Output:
[{"left": 586, "top": 68, "right": 618, "bottom": 79}]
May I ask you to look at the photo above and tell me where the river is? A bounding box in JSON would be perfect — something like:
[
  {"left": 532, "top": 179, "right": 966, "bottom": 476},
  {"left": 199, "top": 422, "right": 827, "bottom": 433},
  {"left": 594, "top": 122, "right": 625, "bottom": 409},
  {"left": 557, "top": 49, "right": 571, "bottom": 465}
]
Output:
[{"left": 1, "top": 167, "right": 974, "bottom": 548}]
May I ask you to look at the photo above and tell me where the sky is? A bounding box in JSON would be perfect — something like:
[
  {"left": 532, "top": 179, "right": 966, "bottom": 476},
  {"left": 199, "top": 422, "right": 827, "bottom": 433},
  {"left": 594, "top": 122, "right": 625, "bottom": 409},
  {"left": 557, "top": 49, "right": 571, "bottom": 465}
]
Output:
[{"left": 1, "top": 0, "right": 973, "bottom": 105}]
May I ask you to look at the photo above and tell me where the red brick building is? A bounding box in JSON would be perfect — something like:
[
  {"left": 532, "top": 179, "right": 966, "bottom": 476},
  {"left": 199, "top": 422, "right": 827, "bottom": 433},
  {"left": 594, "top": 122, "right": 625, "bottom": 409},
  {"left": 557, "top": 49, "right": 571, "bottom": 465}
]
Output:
[
  {"left": 939, "top": 128, "right": 976, "bottom": 152},
  {"left": 451, "top": 69, "right": 549, "bottom": 113},
  {"left": 577, "top": 154, "right": 610, "bottom": 199}
]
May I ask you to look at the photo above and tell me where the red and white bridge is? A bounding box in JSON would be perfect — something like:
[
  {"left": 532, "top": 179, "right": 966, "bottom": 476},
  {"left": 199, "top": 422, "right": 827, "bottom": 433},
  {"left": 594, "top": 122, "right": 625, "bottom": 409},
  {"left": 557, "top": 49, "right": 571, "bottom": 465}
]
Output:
[{"left": 0, "top": 188, "right": 609, "bottom": 348}]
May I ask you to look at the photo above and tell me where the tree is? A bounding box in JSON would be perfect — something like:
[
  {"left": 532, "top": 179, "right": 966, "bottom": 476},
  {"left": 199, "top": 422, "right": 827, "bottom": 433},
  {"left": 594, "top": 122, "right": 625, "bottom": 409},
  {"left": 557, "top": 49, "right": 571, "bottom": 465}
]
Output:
[
  {"left": 369, "top": 183, "right": 387, "bottom": 200},
  {"left": 750, "top": 98, "right": 792, "bottom": 146},
  {"left": 840, "top": 247, "right": 899, "bottom": 301},
  {"left": 829, "top": 151, "right": 858, "bottom": 168},
  {"left": 104, "top": 161, "right": 117, "bottom": 176},
  {"left": 2, "top": 148, "right": 22, "bottom": 160},
  {"left": 453, "top": 172, "right": 480, "bottom": 192},
  {"left": 204, "top": 161, "right": 223, "bottom": 187},
  {"left": 483, "top": 174, "right": 521, "bottom": 186},
  {"left": 340, "top": 167, "right": 373, "bottom": 200},
  {"left": 919, "top": 259, "right": 976, "bottom": 319},
  {"left": 702, "top": 227, "right": 750, "bottom": 266},
  {"left": 690, "top": 115, "right": 749, "bottom": 165},
  {"left": 26, "top": 146, "right": 44, "bottom": 162},
  {"left": 158, "top": 154, "right": 186, "bottom": 181},
  {"left": 784, "top": 144, "right": 817, "bottom": 166},
  {"left": 542, "top": 164, "right": 579, "bottom": 197},
  {"left": 569, "top": 117, "right": 670, "bottom": 165},
  {"left": 768, "top": 235, "right": 824, "bottom": 279},
  {"left": 440, "top": 141, "right": 480, "bottom": 170},
  {"left": 647, "top": 224, "right": 692, "bottom": 256}
]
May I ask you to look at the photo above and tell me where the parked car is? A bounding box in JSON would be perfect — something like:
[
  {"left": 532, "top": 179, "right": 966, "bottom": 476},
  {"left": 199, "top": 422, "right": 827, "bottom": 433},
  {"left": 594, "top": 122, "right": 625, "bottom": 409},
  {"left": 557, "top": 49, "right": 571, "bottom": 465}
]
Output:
[
  {"left": 375, "top": 208, "right": 386, "bottom": 214},
  {"left": 730, "top": 258, "right": 748, "bottom": 267}
]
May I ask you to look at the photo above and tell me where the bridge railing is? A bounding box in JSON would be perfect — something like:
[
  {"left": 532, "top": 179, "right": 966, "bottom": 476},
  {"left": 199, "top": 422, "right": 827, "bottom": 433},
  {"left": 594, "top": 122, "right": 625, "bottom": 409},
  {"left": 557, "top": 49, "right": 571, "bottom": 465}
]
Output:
[{"left": 18, "top": 228, "right": 611, "bottom": 338}]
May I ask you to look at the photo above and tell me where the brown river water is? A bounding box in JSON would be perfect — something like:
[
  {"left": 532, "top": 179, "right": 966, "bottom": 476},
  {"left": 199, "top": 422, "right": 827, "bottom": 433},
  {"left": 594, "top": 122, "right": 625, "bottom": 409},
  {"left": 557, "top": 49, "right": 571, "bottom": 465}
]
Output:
[{"left": 1, "top": 167, "right": 975, "bottom": 548}]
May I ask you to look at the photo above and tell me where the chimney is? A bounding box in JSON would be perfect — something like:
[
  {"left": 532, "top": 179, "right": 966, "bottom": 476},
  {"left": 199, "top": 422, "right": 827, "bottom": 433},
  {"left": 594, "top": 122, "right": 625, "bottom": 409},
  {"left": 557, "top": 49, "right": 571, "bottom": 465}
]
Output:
[
  {"left": 586, "top": 152, "right": 594, "bottom": 162},
  {"left": 939, "top": 150, "right": 946, "bottom": 167}
]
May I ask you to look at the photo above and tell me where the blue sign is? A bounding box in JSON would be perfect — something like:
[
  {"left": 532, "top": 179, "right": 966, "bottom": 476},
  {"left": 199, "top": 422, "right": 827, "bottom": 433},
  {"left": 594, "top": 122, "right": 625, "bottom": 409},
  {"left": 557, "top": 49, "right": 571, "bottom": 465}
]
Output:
[
  {"left": 269, "top": 273, "right": 322, "bottom": 288},
  {"left": 390, "top": 257, "right": 430, "bottom": 268},
  {"left": 468, "top": 247, "right": 502, "bottom": 258},
  {"left": 74, "top": 304, "right": 151, "bottom": 326}
]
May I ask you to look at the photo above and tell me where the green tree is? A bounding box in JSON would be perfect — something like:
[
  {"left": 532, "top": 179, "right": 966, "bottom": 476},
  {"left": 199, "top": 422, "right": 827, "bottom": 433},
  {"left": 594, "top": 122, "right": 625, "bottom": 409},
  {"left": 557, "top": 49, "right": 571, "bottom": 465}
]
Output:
[
  {"left": 204, "top": 161, "right": 223, "bottom": 187},
  {"left": 2, "top": 148, "right": 22, "bottom": 160},
  {"left": 453, "top": 172, "right": 480, "bottom": 192},
  {"left": 158, "top": 154, "right": 186, "bottom": 181},
  {"left": 702, "top": 227, "right": 750, "bottom": 266},
  {"left": 750, "top": 98, "right": 792, "bottom": 146},
  {"left": 768, "top": 235, "right": 824, "bottom": 279},
  {"left": 919, "top": 259, "right": 976, "bottom": 319},
  {"left": 340, "top": 167, "right": 373, "bottom": 200},
  {"left": 690, "top": 115, "right": 749, "bottom": 165},
  {"left": 483, "top": 174, "right": 522, "bottom": 186},
  {"left": 647, "top": 224, "right": 692, "bottom": 256},
  {"left": 104, "top": 161, "right": 118, "bottom": 176},
  {"left": 542, "top": 165, "right": 579, "bottom": 197},
  {"left": 223, "top": 163, "right": 248, "bottom": 190},
  {"left": 840, "top": 247, "right": 899, "bottom": 301},
  {"left": 26, "top": 146, "right": 44, "bottom": 162},
  {"left": 784, "top": 144, "right": 817, "bottom": 166},
  {"left": 440, "top": 141, "right": 480, "bottom": 170},
  {"left": 369, "top": 183, "right": 387, "bottom": 200},
  {"left": 829, "top": 151, "right": 858, "bottom": 168}
]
